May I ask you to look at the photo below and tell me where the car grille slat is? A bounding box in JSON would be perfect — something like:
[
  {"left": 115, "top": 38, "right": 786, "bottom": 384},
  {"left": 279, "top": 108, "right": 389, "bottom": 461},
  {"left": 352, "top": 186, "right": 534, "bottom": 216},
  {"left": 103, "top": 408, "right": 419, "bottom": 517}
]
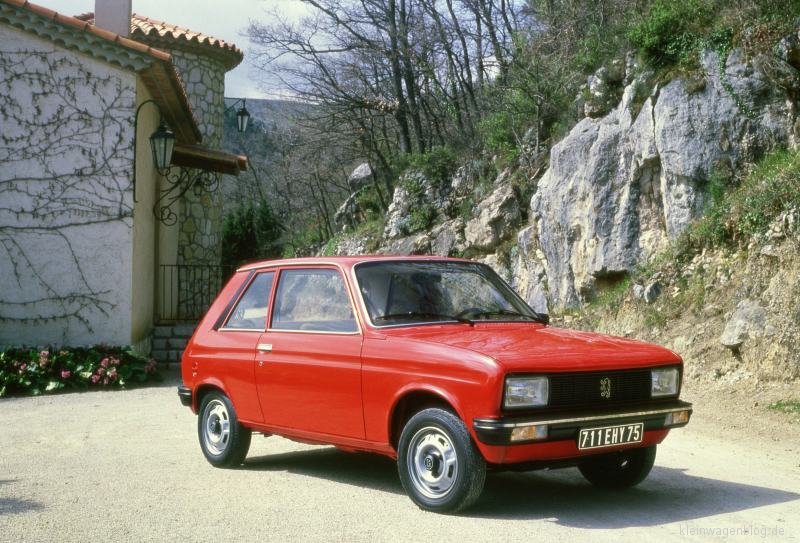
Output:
[{"left": 549, "top": 369, "right": 651, "bottom": 408}]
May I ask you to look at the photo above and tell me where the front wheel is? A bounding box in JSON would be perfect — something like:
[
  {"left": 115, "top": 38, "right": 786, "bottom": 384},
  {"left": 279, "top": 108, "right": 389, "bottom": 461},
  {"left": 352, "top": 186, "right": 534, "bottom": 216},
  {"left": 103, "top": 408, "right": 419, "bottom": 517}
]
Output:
[
  {"left": 198, "top": 391, "right": 251, "bottom": 467},
  {"left": 397, "top": 408, "right": 486, "bottom": 513},
  {"left": 578, "top": 445, "right": 657, "bottom": 489}
]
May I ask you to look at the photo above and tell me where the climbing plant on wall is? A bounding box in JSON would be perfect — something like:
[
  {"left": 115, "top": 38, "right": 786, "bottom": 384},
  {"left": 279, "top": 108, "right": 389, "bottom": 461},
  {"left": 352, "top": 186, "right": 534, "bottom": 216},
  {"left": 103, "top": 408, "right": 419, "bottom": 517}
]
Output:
[{"left": 0, "top": 45, "right": 136, "bottom": 341}]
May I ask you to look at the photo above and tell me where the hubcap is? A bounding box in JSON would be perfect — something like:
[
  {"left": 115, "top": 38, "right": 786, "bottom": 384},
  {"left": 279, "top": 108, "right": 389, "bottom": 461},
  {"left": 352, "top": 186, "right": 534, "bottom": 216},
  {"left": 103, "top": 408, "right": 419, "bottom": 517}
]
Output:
[
  {"left": 203, "top": 399, "right": 230, "bottom": 456},
  {"left": 407, "top": 426, "right": 458, "bottom": 500}
]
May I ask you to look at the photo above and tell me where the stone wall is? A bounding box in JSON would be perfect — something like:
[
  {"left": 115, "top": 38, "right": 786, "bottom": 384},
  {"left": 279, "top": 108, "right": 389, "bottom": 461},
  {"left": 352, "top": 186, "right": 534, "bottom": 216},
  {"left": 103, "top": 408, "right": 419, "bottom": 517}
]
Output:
[
  {"left": 163, "top": 48, "right": 227, "bottom": 266},
  {"left": 0, "top": 25, "right": 138, "bottom": 346}
]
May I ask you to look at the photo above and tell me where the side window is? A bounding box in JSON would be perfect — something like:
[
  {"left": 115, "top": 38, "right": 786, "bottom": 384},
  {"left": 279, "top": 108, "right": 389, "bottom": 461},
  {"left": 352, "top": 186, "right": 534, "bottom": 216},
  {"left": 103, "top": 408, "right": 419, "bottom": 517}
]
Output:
[
  {"left": 223, "top": 272, "right": 274, "bottom": 330},
  {"left": 272, "top": 269, "right": 358, "bottom": 333}
]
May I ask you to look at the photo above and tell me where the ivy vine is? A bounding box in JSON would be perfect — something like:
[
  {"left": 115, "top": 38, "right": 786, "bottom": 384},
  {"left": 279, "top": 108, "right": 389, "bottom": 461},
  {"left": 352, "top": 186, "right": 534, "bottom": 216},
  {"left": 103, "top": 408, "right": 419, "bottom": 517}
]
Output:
[{"left": 0, "top": 46, "right": 136, "bottom": 338}]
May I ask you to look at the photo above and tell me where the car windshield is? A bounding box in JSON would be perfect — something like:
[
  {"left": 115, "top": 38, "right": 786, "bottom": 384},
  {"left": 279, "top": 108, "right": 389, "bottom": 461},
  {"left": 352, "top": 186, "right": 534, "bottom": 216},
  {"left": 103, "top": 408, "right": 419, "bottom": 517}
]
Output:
[{"left": 354, "top": 260, "right": 544, "bottom": 326}]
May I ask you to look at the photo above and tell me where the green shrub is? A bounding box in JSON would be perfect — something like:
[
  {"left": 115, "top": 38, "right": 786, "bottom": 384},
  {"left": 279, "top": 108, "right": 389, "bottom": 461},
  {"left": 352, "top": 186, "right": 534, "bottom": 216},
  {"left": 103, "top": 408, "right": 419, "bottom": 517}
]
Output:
[
  {"left": 409, "top": 146, "right": 458, "bottom": 187},
  {"left": 478, "top": 110, "right": 517, "bottom": 155},
  {"left": 627, "top": 0, "right": 716, "bottom": 66},
  {"left": 221, "top": 199, "right": 283, "bottom": 268},
  {"left": 407, "top": 203, "right": 437, "bottom": 232},
  {"left": 637, "top": 149, "right": 800, "bottom": 280},
  {"left": 689, "top": 149, "right": 800, "bottom": 249},
  {"left": 355, "top": 186, "right": 385, "bottom": 219},
  {"left": 0, "top": 346, "right": 161, "bottom": 397}
]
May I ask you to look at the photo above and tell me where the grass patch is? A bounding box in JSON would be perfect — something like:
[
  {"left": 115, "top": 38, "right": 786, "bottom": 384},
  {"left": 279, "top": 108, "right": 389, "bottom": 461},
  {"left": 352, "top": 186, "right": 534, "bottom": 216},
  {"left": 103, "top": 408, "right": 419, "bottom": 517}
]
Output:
[
  {"left": 321, "top": 217, "right": 384, "bottom": 256},
  {"left": 768, "top": 400, "right": 800, "bottom": 415},
  {"left": 587, "top": 276, "right": 632, "bottom": 311}
]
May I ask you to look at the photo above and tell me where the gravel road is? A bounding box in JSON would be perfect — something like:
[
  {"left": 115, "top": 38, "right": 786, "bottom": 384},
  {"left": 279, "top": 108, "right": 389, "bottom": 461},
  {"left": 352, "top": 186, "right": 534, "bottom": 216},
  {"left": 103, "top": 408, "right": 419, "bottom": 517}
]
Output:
[{"left": 2, "top": 376, "right": 798, "bottom": 542}]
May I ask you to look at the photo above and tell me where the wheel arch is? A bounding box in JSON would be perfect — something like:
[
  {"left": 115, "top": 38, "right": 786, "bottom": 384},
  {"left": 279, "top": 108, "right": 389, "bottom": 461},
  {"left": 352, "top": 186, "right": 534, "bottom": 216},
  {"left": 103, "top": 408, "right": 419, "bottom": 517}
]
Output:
[
  {"left": 388, "top": 386, "right": 465, "bottom": 451},
  {"left": 193, "top": 380, "right": 227, "bottom": 413}
]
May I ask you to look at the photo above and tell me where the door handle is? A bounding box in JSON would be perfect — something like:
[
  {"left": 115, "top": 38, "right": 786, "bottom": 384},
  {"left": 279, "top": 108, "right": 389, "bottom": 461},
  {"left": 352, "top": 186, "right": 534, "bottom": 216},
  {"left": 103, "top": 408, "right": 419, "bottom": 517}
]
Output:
[{"left": 257, "top": 343, "right": 273, "bottom": 352}]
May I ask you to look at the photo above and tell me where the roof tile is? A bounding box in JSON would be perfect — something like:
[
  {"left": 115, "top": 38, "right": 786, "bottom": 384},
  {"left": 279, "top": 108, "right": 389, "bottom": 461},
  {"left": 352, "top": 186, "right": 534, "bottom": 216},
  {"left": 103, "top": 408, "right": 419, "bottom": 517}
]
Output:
[{"left": 75, "top": 11, "right": 243, "bottom": 68}]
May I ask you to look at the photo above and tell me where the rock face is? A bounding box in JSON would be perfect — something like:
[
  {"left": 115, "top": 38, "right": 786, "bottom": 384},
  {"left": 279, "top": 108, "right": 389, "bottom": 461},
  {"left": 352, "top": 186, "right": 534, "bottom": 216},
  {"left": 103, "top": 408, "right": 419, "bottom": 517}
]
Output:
[
  {"left": 430, "top": 219, "right": 465, "bottom": 256},
  {"left": 329, "top": 36, "right": 800, "bottom": 319},
  {"left": 464, "top": 183, "right": 521, "bottom": 250},
  {"left": 720, "top": 299, "right": 772, "bottom": 349},
  {"left": 383, "top": 185, "right": 413, "bottom": 239},
  {"left": 511, "top": 226, "right": 549, "bottom": 314},
  {"left": 334, "top": 192, "right": 361, "bottom": 230},
  {"left": 531, "top": 48, "right": 798, "bottom": 307},
  {"left": 348, "top": 162, "right": 373, "bottom": 191}
]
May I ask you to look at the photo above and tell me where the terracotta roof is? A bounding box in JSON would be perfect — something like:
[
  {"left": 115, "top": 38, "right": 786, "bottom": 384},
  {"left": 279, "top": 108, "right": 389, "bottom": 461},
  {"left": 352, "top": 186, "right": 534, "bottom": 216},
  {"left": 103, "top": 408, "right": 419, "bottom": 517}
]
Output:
[
  {"left": 3, "top": 0, "right": 170, "bottom": 62},
  {"left": 75, "top": 12, "right": 243, "bottom": 70},
  {"left": 1, "top": 0, "right": 202, "bottom": 143},
  {"left": 1, "top": 0, "right": 249, "bottom": 175}
]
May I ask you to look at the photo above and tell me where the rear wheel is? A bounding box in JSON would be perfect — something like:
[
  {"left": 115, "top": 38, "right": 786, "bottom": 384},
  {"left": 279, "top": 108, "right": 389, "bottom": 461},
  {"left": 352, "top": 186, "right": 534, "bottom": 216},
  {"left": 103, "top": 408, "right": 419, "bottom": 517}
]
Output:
[
  {"left": 198, "top": 391, "right": 251, "bottom": 467},
  {"left": 397, "top": 408, "right": 486, "bottom": 513},
  {"left": 578, "top": 445, "right": 656, "bottom": 489}
]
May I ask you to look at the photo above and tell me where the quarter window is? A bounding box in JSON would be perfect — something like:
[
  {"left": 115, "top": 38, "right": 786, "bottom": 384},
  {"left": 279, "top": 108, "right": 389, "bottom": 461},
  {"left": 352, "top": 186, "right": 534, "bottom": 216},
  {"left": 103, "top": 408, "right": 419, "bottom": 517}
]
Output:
[
  {"left": 272, "top": 269, "right": 358, "bottom": 333},
  {"left": 224, "top": 272, "right": 274, "bottom": 330}
]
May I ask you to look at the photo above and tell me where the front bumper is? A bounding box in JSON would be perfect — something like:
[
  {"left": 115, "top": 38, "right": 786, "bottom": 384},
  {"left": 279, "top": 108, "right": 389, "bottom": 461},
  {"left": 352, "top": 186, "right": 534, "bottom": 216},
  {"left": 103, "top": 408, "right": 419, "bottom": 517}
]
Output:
[
  {"left": 473, "top": 400, "right": 692, "bottom": 446},
  {"left": 177, "top": 386, "right": 192, "bottom": 407}
]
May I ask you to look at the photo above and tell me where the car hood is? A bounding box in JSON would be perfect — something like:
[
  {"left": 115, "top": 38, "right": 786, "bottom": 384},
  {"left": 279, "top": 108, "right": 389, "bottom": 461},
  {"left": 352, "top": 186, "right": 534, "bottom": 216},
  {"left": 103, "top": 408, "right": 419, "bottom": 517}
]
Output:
[{"left": 381, "top": 323, "right": 681, "bottom": 372}]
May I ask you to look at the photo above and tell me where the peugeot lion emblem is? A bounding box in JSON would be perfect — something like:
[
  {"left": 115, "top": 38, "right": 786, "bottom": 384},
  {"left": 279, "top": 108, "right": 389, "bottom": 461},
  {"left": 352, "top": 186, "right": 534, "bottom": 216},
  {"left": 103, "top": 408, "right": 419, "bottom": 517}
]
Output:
[{"left": 600, "top": 377, "right": 612, "bottom": 399}]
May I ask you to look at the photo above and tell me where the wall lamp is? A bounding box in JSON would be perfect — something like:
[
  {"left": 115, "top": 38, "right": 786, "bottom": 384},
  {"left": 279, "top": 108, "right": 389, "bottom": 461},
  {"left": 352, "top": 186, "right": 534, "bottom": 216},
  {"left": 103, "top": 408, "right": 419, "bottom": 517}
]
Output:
[
  {"left": 225, "top": 97, "right": 250, "bottom": 133},
  {"left": 133, "top": 99, "right": 175, "bottom": 202}
]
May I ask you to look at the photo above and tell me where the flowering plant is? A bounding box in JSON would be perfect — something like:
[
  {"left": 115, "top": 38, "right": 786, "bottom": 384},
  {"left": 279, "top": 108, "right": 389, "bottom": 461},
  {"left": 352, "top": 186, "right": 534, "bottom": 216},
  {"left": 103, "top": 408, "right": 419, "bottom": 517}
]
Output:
[{"left": 0, "top": 346, "right": 161, "bottom": 397}]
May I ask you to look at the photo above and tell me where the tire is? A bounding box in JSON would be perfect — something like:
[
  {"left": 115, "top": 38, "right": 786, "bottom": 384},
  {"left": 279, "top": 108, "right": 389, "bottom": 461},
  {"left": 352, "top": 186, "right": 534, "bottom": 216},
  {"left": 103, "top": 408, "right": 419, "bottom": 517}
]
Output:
[
  {"left": 397, "top": 408, "right": 486, "bottom": 513},
  {"left": 198, "top": 391, "right": 252, "bottom": 468},
  {"left": 578, "top": 445, "right": 657, "bottom": 489}
]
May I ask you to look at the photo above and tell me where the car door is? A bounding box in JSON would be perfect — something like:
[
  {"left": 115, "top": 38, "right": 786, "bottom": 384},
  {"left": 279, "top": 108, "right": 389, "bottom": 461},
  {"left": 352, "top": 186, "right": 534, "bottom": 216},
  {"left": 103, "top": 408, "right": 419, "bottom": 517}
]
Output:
[
  {"left": 255, "top": 266, "right": 365, "bottom": 439},
  {"left": 192, "top": 270, "right": 275, "bottom": 424}
]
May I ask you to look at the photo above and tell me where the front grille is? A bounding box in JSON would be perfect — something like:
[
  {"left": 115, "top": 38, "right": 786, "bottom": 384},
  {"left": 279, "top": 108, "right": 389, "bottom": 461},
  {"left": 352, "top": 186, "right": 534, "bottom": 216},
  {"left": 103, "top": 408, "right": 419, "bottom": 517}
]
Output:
[{"left": 549, "top": 369, "right": 652, "bottom": 409}]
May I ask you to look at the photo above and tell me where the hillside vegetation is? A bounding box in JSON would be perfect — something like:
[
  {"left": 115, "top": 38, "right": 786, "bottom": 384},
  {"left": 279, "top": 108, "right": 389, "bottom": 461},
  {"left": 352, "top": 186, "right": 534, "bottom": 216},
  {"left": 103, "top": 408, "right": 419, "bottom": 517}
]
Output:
[
  {"left": 223, "top": 0, "right": 800, "bottom": 404},
  {"left": 227, "top": 0, "right": 799, "bottom": 258}
]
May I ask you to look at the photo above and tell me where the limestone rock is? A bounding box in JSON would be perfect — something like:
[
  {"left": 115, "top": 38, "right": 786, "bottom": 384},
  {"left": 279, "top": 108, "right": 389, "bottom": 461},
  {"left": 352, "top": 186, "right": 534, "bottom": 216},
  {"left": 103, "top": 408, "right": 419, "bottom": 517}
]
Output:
[
  {"left": 381, "top": 232, "right": 431, "bottom": 255},
  {"left": 382, "top": 171, "right": 452, "bottom": 240},
  {"left": 334, "top": 234, "right": 368, "bottom": 256},
  {"left": 464, "top": 183, "right": 521, "bottom": 251},
  {"left": 720, "top": 299, "right": 769, "bottom": 349},
  {"left": 383, "top": 185, "right": 411, "bottom": 239},
  {"left": 643, "top": 281, "right": 661, "bottom": 304},
  {"left": 348, "top": 163, "right": 373, "bottom": 191},
  {"left": 430, "top": 219, "right": 465, "bottom": 256},
  {"left": 584, "top": 64, "right": 625, "bottom": 118},
  {"left": 511, "top": 226, "right": 549, "bottom": 314},
  {"left": 479, "top": 252, "right": 511, "bottom": 283},
  {"left": 334, "top": 192, "right": 361, "bottom": 230},
  {"left": 531, "top": 48, "right": 796, "bottom": 308}
]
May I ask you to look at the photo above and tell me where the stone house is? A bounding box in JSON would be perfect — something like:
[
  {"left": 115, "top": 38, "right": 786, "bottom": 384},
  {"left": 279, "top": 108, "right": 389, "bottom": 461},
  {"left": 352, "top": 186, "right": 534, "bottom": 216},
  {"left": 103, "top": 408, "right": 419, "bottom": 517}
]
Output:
[{"left": 0, "top": 0, "right": 247, "bottom": 357}]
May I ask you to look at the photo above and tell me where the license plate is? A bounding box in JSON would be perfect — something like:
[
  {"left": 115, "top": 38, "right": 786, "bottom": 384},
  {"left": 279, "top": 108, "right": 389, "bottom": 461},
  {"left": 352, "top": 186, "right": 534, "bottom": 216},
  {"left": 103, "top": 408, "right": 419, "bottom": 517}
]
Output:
[{"left": 578, "top": 422, "right": 643, "bottom": 450}]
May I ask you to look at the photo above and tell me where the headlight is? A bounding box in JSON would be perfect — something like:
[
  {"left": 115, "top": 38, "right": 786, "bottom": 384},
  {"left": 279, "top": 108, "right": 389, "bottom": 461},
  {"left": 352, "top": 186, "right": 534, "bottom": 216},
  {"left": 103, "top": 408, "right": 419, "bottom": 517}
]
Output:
[
  {"left": 651, "top": 367, "right": 680, "bottom": 397},
  {"left": 504, "top": 376, "right": 549, "bottom": 408}
]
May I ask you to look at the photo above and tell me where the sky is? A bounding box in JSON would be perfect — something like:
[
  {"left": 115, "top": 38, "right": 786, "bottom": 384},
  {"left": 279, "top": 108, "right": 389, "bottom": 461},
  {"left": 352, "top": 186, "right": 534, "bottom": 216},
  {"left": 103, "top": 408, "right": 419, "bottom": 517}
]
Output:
[{"left": 32, "top": 0, "right": 309, "bottom": 98}]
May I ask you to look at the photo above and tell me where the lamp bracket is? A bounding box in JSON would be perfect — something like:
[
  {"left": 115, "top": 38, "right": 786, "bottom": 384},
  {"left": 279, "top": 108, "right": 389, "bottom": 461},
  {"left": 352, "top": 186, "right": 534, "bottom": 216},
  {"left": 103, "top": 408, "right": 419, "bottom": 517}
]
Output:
[{"left": 153, "top": 166, "right": 220, "bottom": 226}]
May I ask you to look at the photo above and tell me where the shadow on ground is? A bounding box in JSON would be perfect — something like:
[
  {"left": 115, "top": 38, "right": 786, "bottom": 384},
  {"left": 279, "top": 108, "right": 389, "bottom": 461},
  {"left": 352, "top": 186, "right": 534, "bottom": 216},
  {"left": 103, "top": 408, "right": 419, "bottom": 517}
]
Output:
[
  {"left": 0, "top": 480, "right": 44, "bottom": 516},
  {"left": 245, "top": 448, "right": 799, "bottom": 525}
]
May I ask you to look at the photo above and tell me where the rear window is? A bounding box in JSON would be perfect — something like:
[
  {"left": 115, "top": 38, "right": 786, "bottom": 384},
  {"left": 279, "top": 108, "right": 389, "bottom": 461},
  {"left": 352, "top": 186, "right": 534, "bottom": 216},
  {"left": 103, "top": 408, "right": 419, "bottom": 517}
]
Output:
[{"left": 223, "top": 272, "right": 274, "bottom": 330}]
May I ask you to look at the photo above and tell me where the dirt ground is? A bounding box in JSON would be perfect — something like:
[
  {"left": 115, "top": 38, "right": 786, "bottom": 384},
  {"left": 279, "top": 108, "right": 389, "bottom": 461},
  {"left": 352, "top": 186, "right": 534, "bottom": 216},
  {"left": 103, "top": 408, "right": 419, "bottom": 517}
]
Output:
[{"left": 1, "top": 372, "right": 798, "bottom": 543}]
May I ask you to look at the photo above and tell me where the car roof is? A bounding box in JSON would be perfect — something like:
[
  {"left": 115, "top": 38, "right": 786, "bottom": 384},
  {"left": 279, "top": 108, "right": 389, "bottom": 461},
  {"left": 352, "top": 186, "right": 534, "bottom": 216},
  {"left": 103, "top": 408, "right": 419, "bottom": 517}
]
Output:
[{"left": 236, "top": 255, "right": 473, "bottom": 272}]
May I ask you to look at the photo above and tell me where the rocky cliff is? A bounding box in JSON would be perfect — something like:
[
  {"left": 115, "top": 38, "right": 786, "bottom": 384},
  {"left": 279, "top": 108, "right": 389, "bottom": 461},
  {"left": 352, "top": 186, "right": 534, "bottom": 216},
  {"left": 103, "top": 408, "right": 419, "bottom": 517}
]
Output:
[{"left": 331, "top": 33, "right": 800, "bottom": 318}]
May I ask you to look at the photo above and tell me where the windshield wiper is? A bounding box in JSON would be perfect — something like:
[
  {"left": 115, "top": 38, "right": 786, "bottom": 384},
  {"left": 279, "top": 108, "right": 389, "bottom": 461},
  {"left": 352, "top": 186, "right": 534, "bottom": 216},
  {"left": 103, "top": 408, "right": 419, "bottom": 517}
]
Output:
[
  {"left": 458, "top": 309, "right": 549, "bottom": 324},
  {"left": 374, "top": 311, "right": 474, "bottom": 325}
]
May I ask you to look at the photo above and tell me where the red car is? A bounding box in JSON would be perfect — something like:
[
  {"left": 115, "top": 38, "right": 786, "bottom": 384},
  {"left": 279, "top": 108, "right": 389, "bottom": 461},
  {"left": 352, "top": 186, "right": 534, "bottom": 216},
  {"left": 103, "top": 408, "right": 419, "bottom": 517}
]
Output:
[{"left": 178, "top": 256, "right": 691, "bottom": 512}]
